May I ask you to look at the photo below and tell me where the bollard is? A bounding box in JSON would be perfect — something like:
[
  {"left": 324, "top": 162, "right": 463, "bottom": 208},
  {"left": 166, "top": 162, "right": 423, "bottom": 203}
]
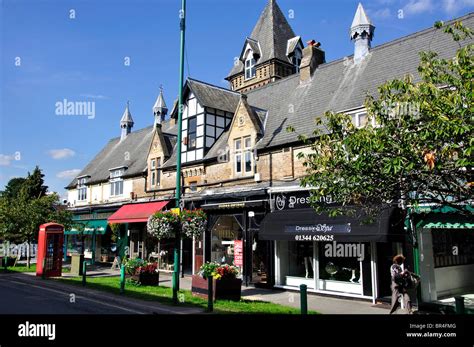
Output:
[
  {"left": 207, "top": 276, "right": 214, "bottom": 313},
  {"left": 41, "top": 258, "right": 46, "bottom": 279},
  {"left": 120, "top": 264, "right": 125, "bottom": 294},
  {"left": 455, "top": 296, "right": 465, "bottom": 314},
  {"left": 82, "top": 261, "right": 87, "bottom": 286},
  {"left": 300, "top": 284, "right": 308, "bottom": 315}
]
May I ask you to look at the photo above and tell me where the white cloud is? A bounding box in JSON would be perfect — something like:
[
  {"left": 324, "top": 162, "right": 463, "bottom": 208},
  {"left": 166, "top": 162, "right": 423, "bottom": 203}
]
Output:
[
  {"left": 368, "top": 8, "right": 392, "bottom": 19},
  {"left": 80, "top": 94, "right": 108, "bottom": 100},
  {"left": 403, "top": 0, "right": 434, "bottom": 15},
  {"left": 48, "top": 148, "right": 76, "bottom": 160},
  {"left": 0, "top": 154, "right": 14, "bottom": 166},
  {"left": 56, "top": 169, "right": 81, "bottom": 179},
  {"left": 442, "top": 0, "right": 474, "bottom": 14}
]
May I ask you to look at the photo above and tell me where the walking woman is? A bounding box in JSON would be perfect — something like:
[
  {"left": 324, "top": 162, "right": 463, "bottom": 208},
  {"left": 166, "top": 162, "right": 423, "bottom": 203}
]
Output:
[{"left": 389, "top": 254, "right": 412, "bottom": 314}]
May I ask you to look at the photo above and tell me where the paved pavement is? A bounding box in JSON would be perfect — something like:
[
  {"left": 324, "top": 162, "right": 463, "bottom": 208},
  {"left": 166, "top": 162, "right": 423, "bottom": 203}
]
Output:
[{"left": 0, "top": 272, "right": 202, "bottom": 315}]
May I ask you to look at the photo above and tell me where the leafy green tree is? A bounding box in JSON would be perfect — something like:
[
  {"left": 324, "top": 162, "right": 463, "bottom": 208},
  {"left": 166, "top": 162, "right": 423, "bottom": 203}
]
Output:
[
  {"left": 20, "top": 166, "right": 48, "bottom": 200},
  {"left": 1, "top": 177, "right": 26, "bottom": 199},
  {"left": 293, "top": 21, "right": 473, "bottom": 219},
  {"left": 0, "top": 167, "right": 72, "bottom": 267}
]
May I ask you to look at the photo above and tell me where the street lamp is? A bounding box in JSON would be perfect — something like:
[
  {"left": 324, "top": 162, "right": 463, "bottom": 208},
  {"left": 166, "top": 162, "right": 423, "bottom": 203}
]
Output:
[{"left": 173, "top": 0, "right": 186, "bottom": 305}]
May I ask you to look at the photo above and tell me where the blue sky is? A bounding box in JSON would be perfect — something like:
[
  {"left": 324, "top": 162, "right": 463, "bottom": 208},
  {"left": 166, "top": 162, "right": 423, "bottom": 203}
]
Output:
[{"left": 1, "top": 0, "right": 473, "bottom": 198}]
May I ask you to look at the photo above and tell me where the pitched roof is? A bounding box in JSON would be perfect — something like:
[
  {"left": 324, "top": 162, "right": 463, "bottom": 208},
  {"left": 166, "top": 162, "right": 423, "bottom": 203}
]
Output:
[
  {"left": 227, "top": 0, "right": 296, "bottom": 78},
  {"left": 245, "top": 12, "right": 474, "bottom": 150},
  {"left": 187, "top": 78, "right": 240, "bottom": 113},
  {"left": 66, "top": 119, "right": 176, "bottom": 189},
  {"left": 153, "top": 88, "right": 168, "bottom": 113},
  {"left": 120, "top": 103, "right": 134, "bottom": 125}
]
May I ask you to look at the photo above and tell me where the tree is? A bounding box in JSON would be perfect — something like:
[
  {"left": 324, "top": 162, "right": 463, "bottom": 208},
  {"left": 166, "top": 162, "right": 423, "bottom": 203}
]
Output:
[
  {"left": 20, "top": 166, "right": 48, "bottom": 200},
  {"left": 0, "top": 167, "right": 72, "bottom": 267},
  {"left": 293, "top": 21, "right": 473, "bottom": 219},
  {"left": 1, "top": 177, "right": 26, "bottom": 199}
]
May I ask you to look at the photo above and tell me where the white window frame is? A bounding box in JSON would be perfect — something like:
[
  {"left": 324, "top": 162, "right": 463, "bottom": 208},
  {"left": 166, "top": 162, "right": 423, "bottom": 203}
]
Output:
[
  {"left": 109, "top": 168, "right": 125, "bottom": 197},
  {"left": 234, "top": 136, "right": 253, "bottom": 176},
  {"left": 245, "top": 51, "right": 256, "bottom": 80},
  {"left": 77, "top": 177, "right": 88, "bottom": 201}
]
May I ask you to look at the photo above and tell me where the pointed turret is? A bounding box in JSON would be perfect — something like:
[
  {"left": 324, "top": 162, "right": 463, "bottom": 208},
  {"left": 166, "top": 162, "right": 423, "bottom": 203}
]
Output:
[
  {"left": 153, "top": 86, "right": 168, "bottom": 128},
  {"left": 120, "top": 101, "right": 134, "bottom": 141},
  {"left": 226, "top": 0, "right": 298, "bottom": 92},
  {"left": 350, "top": 3, "right": 375, "bottom": 63}
]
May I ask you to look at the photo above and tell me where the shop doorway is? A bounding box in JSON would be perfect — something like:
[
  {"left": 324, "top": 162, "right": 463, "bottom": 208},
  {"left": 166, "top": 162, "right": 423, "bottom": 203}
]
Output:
[{"left": 250, "top": 234, "right": 273, "bottom": 287}]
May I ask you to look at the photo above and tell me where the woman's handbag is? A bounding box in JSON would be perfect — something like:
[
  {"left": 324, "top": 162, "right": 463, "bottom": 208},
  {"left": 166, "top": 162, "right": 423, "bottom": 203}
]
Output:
[{"left": 405, "top": 272, "right": 421, "bottom": 289}]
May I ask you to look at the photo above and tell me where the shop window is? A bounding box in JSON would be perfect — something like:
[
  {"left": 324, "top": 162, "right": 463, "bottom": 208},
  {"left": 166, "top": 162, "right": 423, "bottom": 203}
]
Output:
[
  {"left": 211, "top": 215, "right": 243, "bottom": 266},
  {"left": 318, "top": 242, "right": 367, "bottom": 283},
  {"left": 432, "top": 228, "right": 474, "bottom": 268}
]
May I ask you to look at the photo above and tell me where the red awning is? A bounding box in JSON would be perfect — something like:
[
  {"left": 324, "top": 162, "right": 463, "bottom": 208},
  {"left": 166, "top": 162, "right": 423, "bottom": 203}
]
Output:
[{"left": 108, "top": 201, "right": 169, "bottom": 224}]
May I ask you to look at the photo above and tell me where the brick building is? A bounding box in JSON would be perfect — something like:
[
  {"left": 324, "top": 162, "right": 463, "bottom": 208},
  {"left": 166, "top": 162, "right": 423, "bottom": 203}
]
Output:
[{"left": 66, "top": 1, "right": 474, "bottom": 303}]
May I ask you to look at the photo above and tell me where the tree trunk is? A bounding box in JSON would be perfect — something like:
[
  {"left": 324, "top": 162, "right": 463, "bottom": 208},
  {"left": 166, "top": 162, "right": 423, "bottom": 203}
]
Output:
[{"left": 26, "top": 237, "right": 31, "bottom": 269}]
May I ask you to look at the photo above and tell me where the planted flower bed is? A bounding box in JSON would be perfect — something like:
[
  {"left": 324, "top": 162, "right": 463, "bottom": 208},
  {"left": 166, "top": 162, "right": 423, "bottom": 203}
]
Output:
[{"left": 192, "top": 262, "right": 242, "bottom": 301}]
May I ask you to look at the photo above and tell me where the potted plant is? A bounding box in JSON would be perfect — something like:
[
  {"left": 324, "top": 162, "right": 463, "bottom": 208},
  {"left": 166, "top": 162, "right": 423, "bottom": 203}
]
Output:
[
  {"left": 191, "top": 262, "right": 242, "bottom": 301},
  {"left": 134, "top": 262, "right": 159, "bottom": 286},
  {"left": 123, "top": 257, "right": 146, "bottom": 276}
]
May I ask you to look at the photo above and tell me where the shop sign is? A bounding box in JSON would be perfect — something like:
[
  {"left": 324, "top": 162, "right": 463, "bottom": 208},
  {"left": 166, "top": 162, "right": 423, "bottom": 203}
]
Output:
[
  {"left": 217, "top": 202, "right": 245, "bottom": 209},
  {"left": 274, "top": 191, "right": 332, "bottom": 211},
  {"left": 285, "top": 224, "right": 351, "bottom": 234},
  {"left": 234, "top": 240, "right": 243, "bottom": 267}
]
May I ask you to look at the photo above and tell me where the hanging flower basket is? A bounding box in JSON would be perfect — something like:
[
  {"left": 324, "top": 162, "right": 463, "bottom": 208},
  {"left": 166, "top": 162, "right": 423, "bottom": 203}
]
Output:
[
  {"left": 181, "top": 209, "right": 207, "bottom": 239},
  {"left": 147, "top": 211, "right": 180, "bottom": 240}
]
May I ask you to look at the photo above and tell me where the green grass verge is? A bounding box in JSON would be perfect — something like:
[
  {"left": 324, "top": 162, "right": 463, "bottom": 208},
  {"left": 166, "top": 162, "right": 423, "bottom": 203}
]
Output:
[
  {"left": 54, "top": 276, "right": 318, "bottom": 314},
  {"left": 0, "top": 264, "right": 70, "bottom": 274}
]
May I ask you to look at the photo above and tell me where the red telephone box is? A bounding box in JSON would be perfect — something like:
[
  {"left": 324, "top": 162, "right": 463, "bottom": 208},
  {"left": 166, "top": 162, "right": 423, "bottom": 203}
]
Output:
[{"left": 36, "top": 223, "right": 64, "bottom": 277}]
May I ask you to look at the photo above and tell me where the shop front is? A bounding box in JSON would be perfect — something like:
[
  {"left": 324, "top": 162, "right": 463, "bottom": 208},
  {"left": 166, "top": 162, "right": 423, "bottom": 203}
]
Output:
[
  {"left": 65, "top": 219, "right": 110, "bottom": 263},
  {"left": 197, "top": 196, "right": 271, "bottom": 287},
  {"left": 107, "top": 200, "right": 194, "bottom": 273},
  {"left": 261, "top": 189, "right": 405, "bottom": 302},
  {"left": 413, "top": 205, "right": 474, "bottom": 304}
]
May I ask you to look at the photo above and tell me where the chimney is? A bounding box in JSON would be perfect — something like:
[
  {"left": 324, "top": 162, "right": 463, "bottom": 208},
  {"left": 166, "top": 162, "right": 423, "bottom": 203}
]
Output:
[{"left": 299, "top": 40, "right": 325, "bottom": 83}]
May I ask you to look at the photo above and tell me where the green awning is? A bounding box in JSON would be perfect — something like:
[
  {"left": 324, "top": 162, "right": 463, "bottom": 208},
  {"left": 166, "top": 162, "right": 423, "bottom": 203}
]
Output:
[
  {"left": 65, "top": 220, "right": 109, "bottom": 235},
  {"left": 424, "top": 221, "right": 474, "bottom": 229}
]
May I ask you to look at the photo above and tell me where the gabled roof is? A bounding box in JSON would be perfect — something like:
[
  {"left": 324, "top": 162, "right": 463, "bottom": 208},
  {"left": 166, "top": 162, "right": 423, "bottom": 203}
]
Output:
[
  {"left": 245, "top": 12, "right": 474, "bottom": 150},
  {"left": 227, "top": 0, "right": 296, "bottom": 78},
  {"left": 66, "top": 119, "right": 176, "bottom": 189},
  {"left": 184, "top": 78, "right": 241, "bottom": 113},
  {"left": 286, "top": 36, "right": 303, "bottom": 57}
]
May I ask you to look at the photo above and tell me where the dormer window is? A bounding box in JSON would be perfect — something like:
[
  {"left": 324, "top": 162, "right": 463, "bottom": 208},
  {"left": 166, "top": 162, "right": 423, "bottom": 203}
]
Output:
[
  {"left": 109, "top": 168, "right": 125, "bottom": 197},
  {"left": 293, "top": 48, "right": 302, "bottom": 73},
  {"left": 77, "top": 177, "right": 88, "bottom": 201},
  {"left": 245, "top": 54, "right": 256, "bottom": 80}
]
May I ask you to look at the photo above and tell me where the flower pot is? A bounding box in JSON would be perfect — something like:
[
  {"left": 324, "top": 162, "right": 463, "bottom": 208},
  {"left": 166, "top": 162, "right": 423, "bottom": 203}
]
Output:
[
  {"left": 132, "top": 272, "right": 159, "bottom": 286},
  {"left": 215, "top": 277, "right": 242, "bottom": 301},
  {"left": 191, "top": 275, "right": 242, "bottom": 301}
]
